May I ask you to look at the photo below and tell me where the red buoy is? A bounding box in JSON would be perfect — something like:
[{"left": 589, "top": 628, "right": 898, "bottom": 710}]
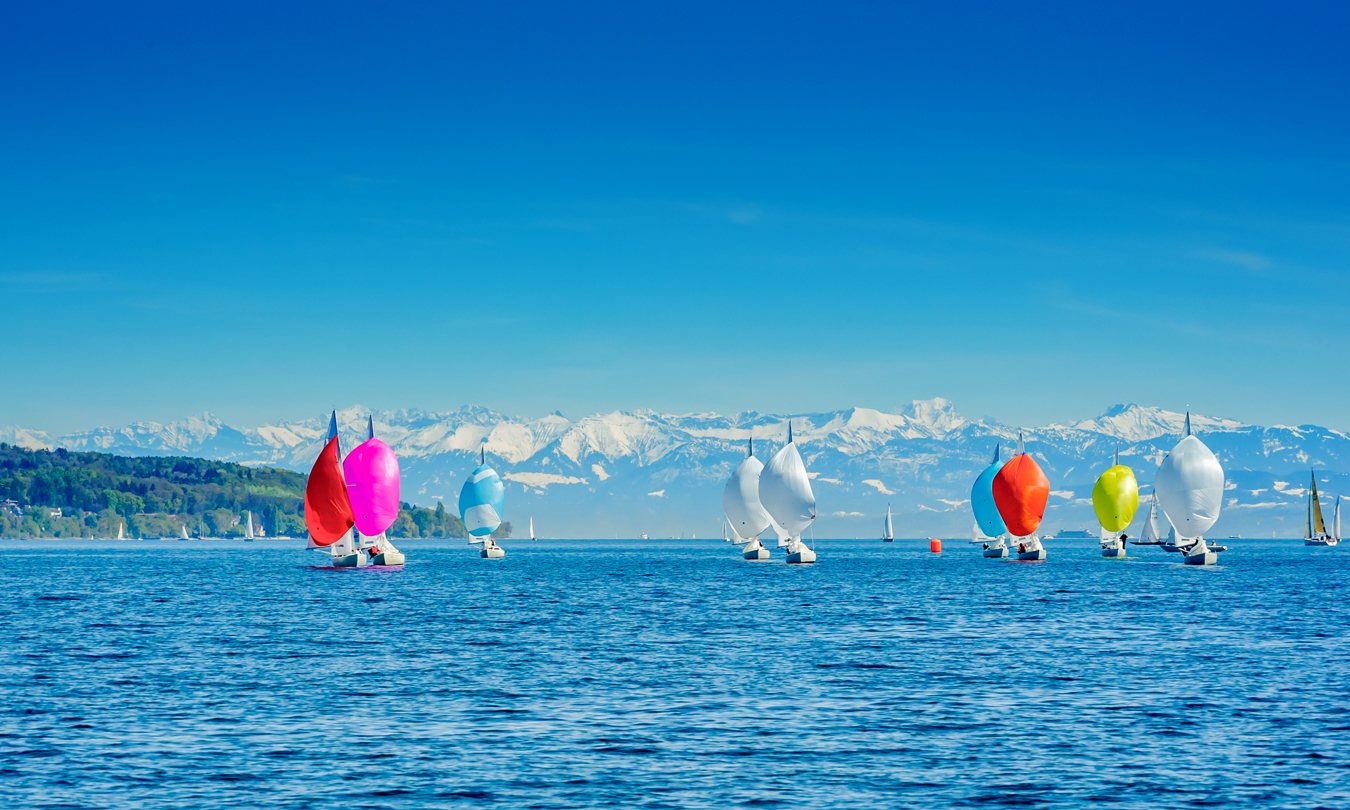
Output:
[{"left": 930, "top": 538, "right": 942, "bottom": 553}]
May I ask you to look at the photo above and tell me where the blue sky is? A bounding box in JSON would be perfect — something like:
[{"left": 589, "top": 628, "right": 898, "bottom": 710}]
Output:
[{"left": 3, "top": 1, "right": 1349, "bottom": 434}]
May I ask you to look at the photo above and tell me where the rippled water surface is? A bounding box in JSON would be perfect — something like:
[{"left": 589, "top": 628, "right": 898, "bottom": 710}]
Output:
[{"left": 3, "top": 538, "right": 1348, "bottom": 808}]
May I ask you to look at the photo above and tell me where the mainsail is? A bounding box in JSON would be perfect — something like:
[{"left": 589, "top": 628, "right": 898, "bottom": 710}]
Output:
[
  {"left": 992, "top": 434, "right": 1049, "bottom": 538},
  {"left": 343, "top": 416, "right": 402, "bottom": 537},
  {"left": 1335, "top": 496, "right": 1342, "bottom": 541},
  {"left": 723, "top": 438, "right": 773, "bottom": 540},
  {"left": 1307, "top": 472, "right": 1327, "bottom": 539},
  {"left": 245, "top": 511, "right": 255, "bottom": 540},
  {"left": 971, "top": 444, "right": 1009, "bottom": 538},
  {"left": 1154, "top": 413, "right": 1224, "bottom": 538},
  {"left": 759, "top": 424, "right": 816, "bottom": 538},
  {"left": 883, "top": 506, "right": 894, "bottom": 541},
  {"left": 459, "top": 447, "right": 505, "bottom": 538},
  {"left": 304, "top": 411, "right": 356, "bottom": 547}
]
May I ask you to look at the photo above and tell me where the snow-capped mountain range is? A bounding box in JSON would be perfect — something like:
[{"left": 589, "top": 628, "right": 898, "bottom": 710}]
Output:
[{"left": 5, "top": 400, "right": 1348, "bottom": 539}]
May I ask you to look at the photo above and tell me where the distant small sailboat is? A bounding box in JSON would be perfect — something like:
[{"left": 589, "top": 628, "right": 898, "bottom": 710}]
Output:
[
  {"left": 724, "top": 438, "right": 774, "bottom": 560},
  {"left": 1154, "top": 413, "right": 1224, "bottom": 565},
  {"left": 1305, "top": 472, "right": 1338, "bottom": 546},
  {"left": 244, "top": 511, "right": 255, "bottom": 541},
  {"left": 529, "top": 516, "right": 537, "bottom": 541},
  {"left": 638, "top": 532, "right": 649, "bottom": 540},
  {"left": 1130, "top": 494, "right": 1171, "bottom": 546},
  {"left": 758, "top": 422, "right": 817, "bottom": 564},
  {"left": 117, "top": 522, "right": 124, "bottom": 541},
  {"left": 971, "top": 444, "right": 1011, "bottom": 557},
  {"left": 1093, "top": 451, "right": 1138, "bottom": 558},
  {"left": 881, "top": 505, "right": 894, "bottom": 543},
  {"left": 993, "top": 434, "right": 1049, "bottom": 560},
  {"left": 181, "top": 524, "right": 189, "bottom": 541},
  {"left": 461, "top": 446, "right": 506, "bottom": 558}
]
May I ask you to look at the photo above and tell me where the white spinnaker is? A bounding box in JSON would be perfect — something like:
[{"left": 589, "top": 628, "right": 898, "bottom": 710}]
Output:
[
  {"left": 723, "top": 456, "right": 773, "bottom": 539},
  {"left": 1154, "top": 435, "right": 1224, "bottom": 537},
  {"left": 759, "top": 443, "right": 817, "bottom": 537}
]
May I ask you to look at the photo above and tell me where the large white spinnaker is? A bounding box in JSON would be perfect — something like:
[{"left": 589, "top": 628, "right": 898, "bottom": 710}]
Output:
[
  {"left": 724, "top": 438, "right": 774, "bottom": 559},
  {"left": 1153, "top": 413, "right": 1224, "bottom": 564},
  {"left": 759, "top": 422, "right": 817, "bottom": 563},
  {"left": 724, "top": 439, "right": 773, "bottom": 539}
]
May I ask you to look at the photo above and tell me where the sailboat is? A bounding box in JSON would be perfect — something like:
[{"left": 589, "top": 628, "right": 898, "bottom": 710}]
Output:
[
  {"left": 180, "top": 524, "right": 189, "bottom": 541},
  {"left": 971, "top": 444, "right": 1012, "bottom": 557},
  {"left": 1336, "top": 496, "right": 1344, "bottom": 545},
  {"left": 1093, "top": 451, "right": 1139, "bottom": 558},
  {"left": 993, "top": 434, "right": 1050, "bottom": 560},
  {"left": 117, "top": 522, "right": 124, "bottom": 540},
  {"left": 244, "top": 511, "right": 255, "bottom": 541},
  {"left": 1129, "top": 494, "right": 1172, "bottom": 547},
  {"left": 1305, "top": 472, "right": 1338, "bottom": 546},
  {"left": 758, "top": 422, "right": 817, "bottom": 564},
  {"left": 529, "top": 517, "right": 536, "bottom": 541},
  {"left": 723, "top": 438, "right": 774, "bottom": 560},
  {"left": 881, "top": 505, "right": 894, "bottom": 543},
  {"left": 344, "top": 416, "right": 405, "bottom": 565},
  {"left": 460, "top": 446, "right": 506, "bottom": 558},
  {"left": 1154, "top": 413, "right": 1225, "bottom": 565}
]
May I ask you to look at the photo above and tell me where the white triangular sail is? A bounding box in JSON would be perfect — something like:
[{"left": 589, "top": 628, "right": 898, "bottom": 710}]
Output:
[
  {"left": 1154, "top": 414, "right": 1224, "bottom": 539},
  {"left": 1142, "top": 495, "right": 1165, "bottom": 542},
  {"left": 723, "top": 439, "right": 773, "bottom": 541},
  {"left": 245, "top": 511, "right": 255, "bottom": 540},
  {"left": 1335, "top": 496, "right": 1342, "bottom": 541},
  {"left": 529, "top": 517, "right": 536, "bottom": 540},
  {"left": 117, "top": 522, "right": 124, "bottom": 540},
  {"left": 883, "top": 506, "right": 894, "bottom": 541},
  {"left": 181, "top": 524, "right": 189, "bottom": 540}
]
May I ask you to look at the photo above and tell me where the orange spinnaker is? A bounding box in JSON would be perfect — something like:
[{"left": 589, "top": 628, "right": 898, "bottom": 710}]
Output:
[
  {"left": 305, "top": 436, "right": 355, "bottom": 546},
  {"left": 992, "top": 454, "right": 1050, "bottom": 537}
]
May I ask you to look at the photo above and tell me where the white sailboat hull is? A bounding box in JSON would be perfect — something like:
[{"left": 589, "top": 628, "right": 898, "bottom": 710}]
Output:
[
  {"left": 1102, "top": 546, "right": 1127, "bottom": 558},
  {"left": 370, "top": 551, "right": 406, "bottom": 565},
  {"left": 742, "top": 537, "right": 770, "bottom": 560},
  {"left": 1184, "top": 549, "right": 1218, "bottom": 566},
  {"left": 787, "top": 546, "right": 816, "bottom": 564},
  {"left": 1304, "top": 538, "right": 1339, "bottom": 546},
  {"left": 1015, "top": 536, "right": 1046, "bottom": 560},
  {"left": 333, "top": 552, "right": 369, "bottom": 568}
]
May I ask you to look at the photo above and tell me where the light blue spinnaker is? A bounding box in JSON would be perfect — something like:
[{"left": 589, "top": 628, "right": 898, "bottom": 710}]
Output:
[
  {"left": 459, "top": 449, "right": 505, "bottom": 537},
  {"left": 971, "top": 444, "right": 1008, "bottom": 538}
]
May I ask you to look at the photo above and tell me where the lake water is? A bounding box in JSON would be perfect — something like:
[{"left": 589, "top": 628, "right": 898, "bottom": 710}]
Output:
[{"left": 3, "top": 538, "right": 1347, "bottom": 809}]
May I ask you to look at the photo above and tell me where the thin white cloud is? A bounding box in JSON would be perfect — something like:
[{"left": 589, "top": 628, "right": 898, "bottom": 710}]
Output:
[{"left": 862, "top": 479, "right": 894, "bottom": 495}]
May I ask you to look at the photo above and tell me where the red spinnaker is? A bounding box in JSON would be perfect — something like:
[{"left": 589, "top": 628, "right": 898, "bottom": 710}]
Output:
[
  {"left": 992, "top": 453, "right": 1050, "bottom": 538},
  {"left": 305, "top": 436, "right": 355, "bottom": 546}
]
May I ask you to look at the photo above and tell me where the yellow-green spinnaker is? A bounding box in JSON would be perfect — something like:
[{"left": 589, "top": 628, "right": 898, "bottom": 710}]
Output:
[{"left": 1092, "top": 465, "right": 1139, "bottom": 532}]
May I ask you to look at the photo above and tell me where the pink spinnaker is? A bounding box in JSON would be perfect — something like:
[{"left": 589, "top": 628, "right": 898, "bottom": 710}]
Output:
[{"left": 342, "top": 438, "right": 401, "bottom": 536}]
